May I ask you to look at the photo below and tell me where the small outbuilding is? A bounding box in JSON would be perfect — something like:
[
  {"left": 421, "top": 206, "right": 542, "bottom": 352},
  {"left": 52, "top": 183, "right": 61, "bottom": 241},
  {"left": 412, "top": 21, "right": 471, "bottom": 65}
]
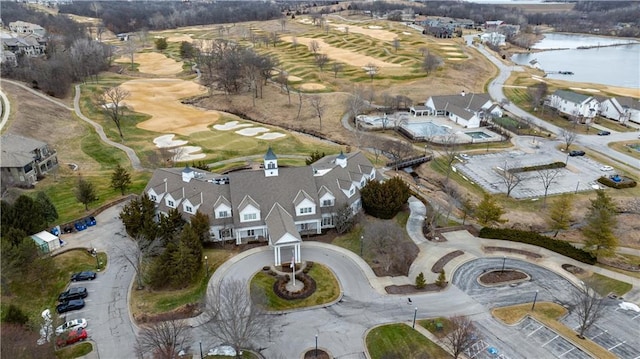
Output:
[{"left": 31, "top": 230, "right": 60, "bottom": 253}]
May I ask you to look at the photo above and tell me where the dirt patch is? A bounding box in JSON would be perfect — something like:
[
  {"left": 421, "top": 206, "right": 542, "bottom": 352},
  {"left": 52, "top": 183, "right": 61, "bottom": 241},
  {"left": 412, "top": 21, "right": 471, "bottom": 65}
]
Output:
[
  {"left": 119, "top": 78, "right": 220, "bottom": 135},
  {"left": 281, "top": 36, "right": 401, "bottom": 68},
  {"left": 134, "top": 302, "right": 201, "bottom": 324},
  {"left": 299, "top": 83, "right": 327, "bottom": 91},
  {"left": 431, "top": 250, "right": 464, "bottom": 273},
  {"left": 385, "top": 283, "right": 444, "bottom": 294},
  {"left": 165, "top": 34, "right": 193, "bottom": 43},
  {"left": 478, "top": 270, "right": 529, "bottom": 286}
]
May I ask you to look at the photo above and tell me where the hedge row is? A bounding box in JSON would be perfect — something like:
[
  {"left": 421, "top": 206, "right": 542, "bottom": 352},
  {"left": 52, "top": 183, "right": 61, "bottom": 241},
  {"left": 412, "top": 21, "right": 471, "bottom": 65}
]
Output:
[
  {"left": 509, "top": 161, "right": 565, "bottom": 174},
  {"left": 597, "top": 176, "right": 637, "bottom": 189},
  {"left": 478, "top": 227, "right": 596, "bottom": 265}
]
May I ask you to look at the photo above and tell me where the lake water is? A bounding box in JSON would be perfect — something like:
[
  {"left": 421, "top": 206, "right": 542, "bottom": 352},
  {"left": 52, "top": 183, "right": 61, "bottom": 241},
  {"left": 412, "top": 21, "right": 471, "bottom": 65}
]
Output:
[{"left": 511, "top": 33, "right": 640, "bottom": 89}]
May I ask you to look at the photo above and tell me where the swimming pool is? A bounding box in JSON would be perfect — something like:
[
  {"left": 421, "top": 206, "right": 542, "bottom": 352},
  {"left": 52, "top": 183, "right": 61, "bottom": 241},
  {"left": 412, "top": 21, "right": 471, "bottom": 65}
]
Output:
[
  {"left": 401, "top": 121, "right": 451, "bottom": 138},
  {"left": 466, "top": 131, "right": 492, "bottom": 139}
]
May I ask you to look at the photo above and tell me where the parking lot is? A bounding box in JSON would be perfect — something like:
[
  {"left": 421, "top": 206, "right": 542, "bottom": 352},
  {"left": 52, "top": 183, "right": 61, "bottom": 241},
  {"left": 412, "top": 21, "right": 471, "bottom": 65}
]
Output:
[{"left": 455, "top": 137, "right": 613, "bottom": 199}]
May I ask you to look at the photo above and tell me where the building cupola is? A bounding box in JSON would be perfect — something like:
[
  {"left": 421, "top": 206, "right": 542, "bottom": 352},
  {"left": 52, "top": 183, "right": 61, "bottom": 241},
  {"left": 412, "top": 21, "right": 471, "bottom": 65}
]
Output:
[
  {"left": 264, "top": 147, "right": 279, "bottom": 177},
  {"left": 336, "top": 151, "right": 347, "bottom": 168},
  {"left": 181, "top": 166, "right": 194, "bottom": 182}
]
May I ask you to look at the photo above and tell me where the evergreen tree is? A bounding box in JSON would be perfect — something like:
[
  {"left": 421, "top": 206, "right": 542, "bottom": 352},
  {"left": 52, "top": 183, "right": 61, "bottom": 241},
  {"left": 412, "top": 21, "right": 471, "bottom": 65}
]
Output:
[
  {"left": 305, "top": 150, "right": 326, "bottom": 165},
  {"left": 361, "top": 176, "right": 410, "bottom": 219},
  {"left": 171, "top": 225, "right": 203, "bottom": 287},
  {"left": 35, "top": 192, "right": 58, "bottom": 225},
  {"left": 155, "top": 37, "right": 168, "bottom": 50},
  {"left": 436, "top": 269, "right": 446, "bottom": 288},
  {"left": 75, "top": 176, "right": 98, "bottom": 211},
  {"left": 2, "top": 304, "right": 29, "bottom": 325},
  {"left": 2, "top": 196, "right": 47, "bottom": 234},
  {"left": 110, "top": 164, "right": 132, "bottom": 195},
  {"left": 582, "top": 190, "right": 618, "bottom": 259},
  {"left": 415, "top": 272, "right": 426, "bottom": 289},
  {"left": 548, "top": 195, "right": 573, "bottom": 237},
  {"left": 475, "top": 194, "right": 507, "bottom": 227},
  {"left": 148, "top": 242, "right": 178, "bottom": 289},
  {"left": 159, "top": 208, "right": 186, "bottom": 242},
  {"left": 190, "top": 211, "right": 211, "bottom": 244},
  {"left": 119, "top": 194, "right": 158, "bottom": 239}
]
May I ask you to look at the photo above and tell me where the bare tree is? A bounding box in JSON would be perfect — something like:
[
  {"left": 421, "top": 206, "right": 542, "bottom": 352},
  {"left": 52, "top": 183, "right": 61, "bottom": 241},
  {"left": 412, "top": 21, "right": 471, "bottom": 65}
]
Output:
[
  {"left": 97, "top": 86, "right": 130, "bottom": 140},
  {"left": 334, "top": 204, "right": 355, "bottom": 234},
  {"left": 135, "top": 319, "right": 192, "bottom": 359},
  {"left": 437, "top": 133, "right": 460, "bottom": 186},
  {"left": 279, "top": 17, "right": 287, "bottom": 32},
  {"left": 331, "top": 62, "right": 343, "bottom": 78},
  {"left": 309, "top": 95, "right": 325, "bottom": 130},
  {"left": 296, "top": 89, "right": 303, "bottom": 121},
  {"left": 365, "top": 221, "right": 408, "bottom": 273},
  {"left": 443, "top": 316, "right": 478, "bottom": 359},
  {"left": 270, "top": 32, "right": 279, "bottom": 48},
  {"left": 422, "top": 51, "right": 442, "bottom": 74},
  {"left": 385, "top": 140, "right": 415, "bottom": 170},
  {"left": 308, "top": 40, "right": 320, "bottom": 55},
  {"left": 123, "top": 37, "right": 139, "bottom": 71},
  {"left": 90, "top": 1, "right": 102, "bottom": 19},
  {"left": 537, "top": 168, "right": 561, "bottom": 206},
  {"left": 560, "top": 128, "right": 578, "bottom": 151},
  {"left": 291, "top": 36, "right": 298, "bottom": 49},
  {"left": 276, "top": 72, "right": 291, "bottom": 105},
  {"left": 364, "top": 62, "right": 379, "bottom": 82},
  {"left": 201, "top": 279, "right": 270, "bottom": 358},
  {"left": 392, "top": 38, "right": 400, "bottom": 53},
  {"left": 344, "top": 26, "right": 349, "bottom": 35},
  {"left": 314, "top": 53, "right": 329, "bottom": 72},
  {"left": 528, "top": 82, "right": 548, "bottom": 110},
  {"left": 345, "top": 86, "right": 369, "bottom": 120},
  {"left": 497, "top": 161, "right": 525, "bottom": 197},
  {"left": 572, "top": 283, "right": 607, "bottom": 339}
]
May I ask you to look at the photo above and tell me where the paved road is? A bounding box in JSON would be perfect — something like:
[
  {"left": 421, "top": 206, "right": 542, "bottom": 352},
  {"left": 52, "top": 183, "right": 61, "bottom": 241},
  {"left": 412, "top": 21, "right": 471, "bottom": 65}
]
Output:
[
  {"left": 0, "top": 86, "right": 10, "bottom": 131},
  {"left": 465, "top": 38, "right": 640, "bottom": 172}
]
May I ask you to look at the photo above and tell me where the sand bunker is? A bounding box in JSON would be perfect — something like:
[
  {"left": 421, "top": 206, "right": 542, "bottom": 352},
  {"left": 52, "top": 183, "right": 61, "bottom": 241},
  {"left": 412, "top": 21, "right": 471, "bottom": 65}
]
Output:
[
  {"left": 328, "top": 24, "right": 397, "bottom": 41},
  {"left": 236, "top": 127, "right": 270, "bottom": 136},
  {"left": 446, "top": 52, "right": 464, "bottom": 56},
  {"left": 447, "top": 58, "right": 464, "bottom": 61},
  {"left": 440, "top": 46, "right": 459, "bottom": 51},
  {"left": 282, "top": 36, "right": 400, "bottom": 68},
  {"left": 166, "top": 34, "right": 193, "bottom": 43},
  {"left": 213, "top": 121, "right": 253, "bottom": 131},
  {"left": 170, "top": 146, "right": 205, "bottom": 162},
  {"left": 154, "top": 134, "right": 188, "bottom": 148},
  {"left": 569, "top": 87, "right": 601, "bottom": 93},
  {"left": 128, "top": 52, "right": 184, "bottom": 76},
  {"left": 257, "top": 133, "right": 286, "bottom": 140},
  {"left": 402, "top": 32, "right": 412, "bottom": 35},
  {"left": 299, "top": 83, "right": 326, "bottom": 91},
  {"left": 119, "top": 78, "right": 219, "bottom": 135},
  {"left": 288, "top": 75, "right": 303, "bottom": 82}
]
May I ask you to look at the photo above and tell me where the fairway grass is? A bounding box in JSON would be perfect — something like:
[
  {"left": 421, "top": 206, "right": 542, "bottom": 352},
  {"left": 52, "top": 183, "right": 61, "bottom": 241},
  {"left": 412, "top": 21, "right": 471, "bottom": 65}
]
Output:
[{"left": 366, "top": 323, "right": 452, "bottom": 359}]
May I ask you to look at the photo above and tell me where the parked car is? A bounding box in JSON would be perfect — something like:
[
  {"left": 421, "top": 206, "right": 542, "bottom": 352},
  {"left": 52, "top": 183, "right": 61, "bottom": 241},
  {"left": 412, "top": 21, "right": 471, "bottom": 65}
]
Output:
[
  {"left": 84, "top": 216, "right": 97, "bottom": 227},
  {"left": 58, "top": 287, "right": 88, "bottom": 302},
  {"left": 597, "top": 131, "right": 611, "bottom": 136},
  {"left": 569, "top": 150, "right": 585, "bottom": 157},
  {"left": 63, "top": 225, "right": 73, "bottom": 234},
  {"left": 56, "top": 328, "right": 87, "bottom": 347},
  {"left": 459, "top": 154, "right": 471, "bottom": 160},
  {"left": 55, "top": 318, "right": 87, "bottom": 335},
  {"left": 600, "top": 165, "right": 614, "bottom": 171},
  {"left": 56, "top": 299, "right": 85, "bottom": 314},
  {"left": 74, "top": 221, "right": 87, "bottom": 231},
  {"left": 71, "top": 271, "right": 96, "bottom": 282}
]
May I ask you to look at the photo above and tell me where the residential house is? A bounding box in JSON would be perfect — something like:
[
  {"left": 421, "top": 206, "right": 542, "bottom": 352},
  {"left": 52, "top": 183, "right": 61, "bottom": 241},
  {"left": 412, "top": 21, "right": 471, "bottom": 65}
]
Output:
[
  {"left": 480, "top": 32, "right": 506, "bottom": 47},
  {"left": 484, "top": 20, "right": 505, "bottom": 30},
  {"left": 547, "top": 90, "right": 600, "bottom": 124},
  {"left": 143, "top": 149, "right": 378, "bottom": 265},
  {"left": 599, "top": 97, "right": 640, "bottom": 125},
  {"left": 420, "top": 92, "right": 503, "bottom": 128},
  {"left": 0, "top": 134, "right": 59, "bottom": 188},
  {"left": 9, "top": 21, "right": 46, "bottom": 38}
]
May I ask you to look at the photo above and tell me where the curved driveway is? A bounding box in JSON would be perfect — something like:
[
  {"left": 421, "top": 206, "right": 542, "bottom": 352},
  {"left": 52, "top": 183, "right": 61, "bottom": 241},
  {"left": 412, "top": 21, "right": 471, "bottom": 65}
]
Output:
[{"left": 466, "top": 39, "right": 640, "bottom": 171}]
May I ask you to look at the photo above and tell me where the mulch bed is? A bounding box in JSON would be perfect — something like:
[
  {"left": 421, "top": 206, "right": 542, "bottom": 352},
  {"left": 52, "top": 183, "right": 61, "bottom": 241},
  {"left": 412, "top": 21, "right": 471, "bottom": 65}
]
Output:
[
  {"left": 485, "top": 246, "right": 542, "bottom": 259},
  {"left": 431, "top": 250, "right": 464, "bottom": 273},
  {"left": 562, "top": 263, "right": 586, "bottom": 275},
  {"left": 304, "top": 349, "right": 330, "bottom": 359},
  {"left": 135, "top": 302, "right": 201, "bottom": 324},
  {"left": 478, "top": 270, "right": 528, "bottom": 285},
  {"left": 385, "top": 283, "right": 444, "bottom": 294}
]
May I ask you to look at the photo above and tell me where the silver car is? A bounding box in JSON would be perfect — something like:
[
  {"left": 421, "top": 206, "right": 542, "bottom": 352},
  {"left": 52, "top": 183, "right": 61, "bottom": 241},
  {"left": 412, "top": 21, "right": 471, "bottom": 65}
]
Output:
[{"left": 55, "top": 318, "right": 87, "bottom": 335}]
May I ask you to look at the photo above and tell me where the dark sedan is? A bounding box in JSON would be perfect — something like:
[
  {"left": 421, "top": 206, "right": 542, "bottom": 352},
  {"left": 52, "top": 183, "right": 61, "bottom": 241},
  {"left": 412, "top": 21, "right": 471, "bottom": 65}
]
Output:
[
  {"left": 597, "top": 130, "right": 611, "bottom": 136},
  {"left": 58, "top": 287, "right": 88, "bottom": 302},
  {"left": 71, "top": 271, "right": 97, "bottom": 282},
  {"left": 56, "top": 299, "right": 85, "bottom": 314},
  {"left": 569, "top": 150, "right": 586, "bottom": 156}
]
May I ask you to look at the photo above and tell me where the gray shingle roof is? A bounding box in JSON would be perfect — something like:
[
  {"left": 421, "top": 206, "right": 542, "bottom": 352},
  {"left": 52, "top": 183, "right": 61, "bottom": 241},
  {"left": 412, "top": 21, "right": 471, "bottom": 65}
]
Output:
[
  {"left": 429, "top": 93, "right": 491, "bottom": 112},
  {"left": 265, "top": 203, "right": 301, "bottom": 245},
  {"left": 616, "top": 97, "right": 640, "bottom": 111},
  {"left": 553, "top": 90, "right": 591, "bottom": 104},
  {"left": 0, "top": 134, "right": 47, "bottom": 168},
  {"left": 264, "top": 147, "right": 277, "bottom": 160}
]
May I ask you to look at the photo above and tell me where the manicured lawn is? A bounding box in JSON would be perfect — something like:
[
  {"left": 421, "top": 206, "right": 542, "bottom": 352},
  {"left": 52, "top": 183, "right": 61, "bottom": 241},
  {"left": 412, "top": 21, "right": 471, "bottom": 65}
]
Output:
[
  {"left": 492, "top": 302, "right": 615, "bottom": 359},
  {"left": 55, "top": 342, "right": 93, "bottom": 359},
  {"left": 331, "top": 225, "right": 365, "bottom": 255},
  {"left": 130, "top": 249, "right": 232, "bottom": 318},
  {"left": 608, "top": 140, "right": 640, "bottom": 161},
  {"left": 419, "top": 317, "right": 454, "bottom": 338},
  {"left": 250, "top": 263, "right": 340, "bottom": 311},
  {"left": 366, "top": 323, "right": 452, "bottom": 359},
  {"left": 582, "top": 272, "right": 632, "bottom": 297}
]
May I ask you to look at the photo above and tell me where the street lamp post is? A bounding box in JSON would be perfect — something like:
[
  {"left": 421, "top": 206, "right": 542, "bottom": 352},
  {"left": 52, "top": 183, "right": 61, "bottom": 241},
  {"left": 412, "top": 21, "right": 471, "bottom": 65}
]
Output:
[
  {"left": 204, "top": 256, "right": 208, "bottom": 276},
  {"left": 412, "top": 307, "right": 418, "bottom": 329},
  {"left": 199, "top": 341, "right": 203, "bottom": 359},
  {"left": 575, "top": 181, "right": 580, "bottom": 194},
  {"left": 360, "top": 235, "right": 364, "bottom": 257},
  {"left": 315, "top": 334, "right": 318, "bottom": 358},
  {"left": 501, "top": 256, "right": 506, "bottom": 273},
  {"left": 531, "top": 290, "right": 539, "bottom": 311}
]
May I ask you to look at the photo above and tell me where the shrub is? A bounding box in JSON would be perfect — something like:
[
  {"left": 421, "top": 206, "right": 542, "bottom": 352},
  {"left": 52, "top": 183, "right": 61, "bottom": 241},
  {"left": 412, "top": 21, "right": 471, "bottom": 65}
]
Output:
[
  {"left": 509, "top": 162, "right": 565, "bottom": 174},
  {"left": 597, "top": 176, "right": 637, "bottom": 189},
  {"left": 415, "top": 272, "right": 426, "bottom": 289},
  {"left": 435, "top": 270, "right": 446, "bottom": 288},
  {"left": 479, "top": 227, "right": 596, "bottom": 264},
  {"left": 1, "top": 304, "right": 29, "bottom": 325}
]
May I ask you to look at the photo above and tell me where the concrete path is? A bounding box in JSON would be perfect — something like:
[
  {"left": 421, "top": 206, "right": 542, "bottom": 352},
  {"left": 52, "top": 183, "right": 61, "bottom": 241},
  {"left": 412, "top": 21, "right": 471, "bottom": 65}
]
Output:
[{"left": 0, "top": 86, "right": 10, "bottom": 131}]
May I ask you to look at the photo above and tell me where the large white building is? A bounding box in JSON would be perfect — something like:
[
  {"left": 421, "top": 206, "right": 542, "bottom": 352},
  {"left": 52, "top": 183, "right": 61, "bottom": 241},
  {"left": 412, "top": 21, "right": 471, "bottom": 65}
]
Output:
[
  {"left": 417, "top": 92, "right": 502, "bottom": 128},
  {"left": 144, "top": 149, "right": 377, "bottom": 265},
  {"left": 547, "top": 90, "right": 600, "bottom": 124}
]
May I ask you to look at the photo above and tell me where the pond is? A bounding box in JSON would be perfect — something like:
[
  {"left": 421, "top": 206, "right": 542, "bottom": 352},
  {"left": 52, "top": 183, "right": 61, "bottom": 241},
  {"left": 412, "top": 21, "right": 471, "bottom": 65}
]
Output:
[{"left": 511, "top": 33, "right": 640, "bottom": 89}]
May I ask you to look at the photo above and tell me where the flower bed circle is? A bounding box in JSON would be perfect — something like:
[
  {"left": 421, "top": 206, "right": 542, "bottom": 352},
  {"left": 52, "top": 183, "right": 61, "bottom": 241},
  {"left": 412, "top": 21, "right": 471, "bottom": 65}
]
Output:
[
  {"left": 478, "top": 269, "right": 530, "bottom": 287},
  {"left": 273, "top": 267, "right": 317, "bottom": 300},
  {"left": 304, "top": 349, "right": 330, "bottom": 359}
]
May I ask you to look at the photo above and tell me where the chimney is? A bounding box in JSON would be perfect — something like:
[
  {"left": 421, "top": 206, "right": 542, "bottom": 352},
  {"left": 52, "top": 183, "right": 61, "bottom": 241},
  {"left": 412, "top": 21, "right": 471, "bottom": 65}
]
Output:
[{"left": 460, "top": 90, "right": 466, "bottom": 97}]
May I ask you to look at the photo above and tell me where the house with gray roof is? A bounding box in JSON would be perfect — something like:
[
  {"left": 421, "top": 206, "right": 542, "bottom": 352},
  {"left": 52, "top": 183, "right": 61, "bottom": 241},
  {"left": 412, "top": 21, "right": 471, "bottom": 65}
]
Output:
[
  {"left": 547, "top": 90, "right": 600, "bottom": 124},
  {"left": 1, "top": 134, "right": 58, "bottom": 188},
  {"left": 143, "top": 149, "right": 378, "bottom": 265},
  {"left": 599, "top": 96, "right": 640, "bottom": 125},
  {"left": 419, "top": 91, "right": 502, "bottom": 128}
]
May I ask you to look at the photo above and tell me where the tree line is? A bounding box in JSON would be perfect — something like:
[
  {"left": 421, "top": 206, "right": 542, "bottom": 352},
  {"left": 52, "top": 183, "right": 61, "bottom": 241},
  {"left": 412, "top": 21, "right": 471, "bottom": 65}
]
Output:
[{"left": 58, "top": 1, "right": 283, "bottom": 34}]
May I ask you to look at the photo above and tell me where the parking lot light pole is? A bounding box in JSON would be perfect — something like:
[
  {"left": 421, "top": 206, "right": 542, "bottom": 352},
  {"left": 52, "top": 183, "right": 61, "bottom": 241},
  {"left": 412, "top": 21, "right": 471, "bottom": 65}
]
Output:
[
  {"left": 501, "top": 256, "right": 506, "bottom": 273},
  {"left": 532, "top": 290, "right": 539, "bottom": 311},
  {"left": 204, "top": 256, "right": 208, "bottom": 276},
  {"left": 315, "top": 334, "right": 318, "bottom": 358},
  {"left": 412, "top": 307, "right": 418, "bottom": 329},
  {"left": 360, "top": 235, "right": 364, "bottom": 257},
  {"left": 199, "top": 341, "right": 203, "bottom": 359}
]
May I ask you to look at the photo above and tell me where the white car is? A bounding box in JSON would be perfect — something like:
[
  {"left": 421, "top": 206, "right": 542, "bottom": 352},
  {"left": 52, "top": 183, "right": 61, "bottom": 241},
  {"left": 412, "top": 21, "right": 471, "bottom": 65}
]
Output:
[
  {"left": 600, "top": 165, "right": 614, "bottom": 172},
  {"left": 459, "top": 154, "right": 471, "bottom": 160},
  {"left": 55, "top": 318, "right": 87, "bottom": 335}
]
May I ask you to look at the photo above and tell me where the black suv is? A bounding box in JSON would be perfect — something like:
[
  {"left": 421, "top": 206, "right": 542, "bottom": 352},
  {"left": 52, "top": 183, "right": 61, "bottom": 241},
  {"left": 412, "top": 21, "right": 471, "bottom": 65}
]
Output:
[
  {"left": 56, "top": 299, "right": 85, "bottom": 314},
  {"left": 597, "top": 131, "right": 611, "bottom": 136},
  {"left": 71, "top": 271, "right": 97, "bottom": 281},
  {"left": 58, "top": 287, "right": 88, "bottom": 302},
  {"left": 569, "top": 150, "right": 586, "bottom": 157}
]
